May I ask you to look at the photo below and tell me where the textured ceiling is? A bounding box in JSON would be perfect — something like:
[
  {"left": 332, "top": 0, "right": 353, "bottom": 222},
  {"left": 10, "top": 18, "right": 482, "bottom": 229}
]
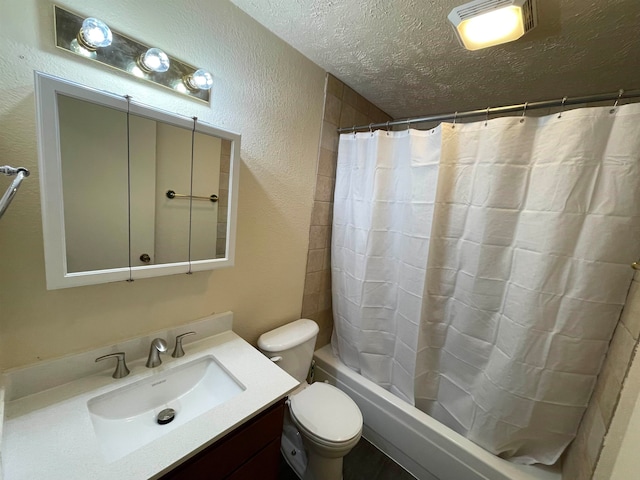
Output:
[{"left": 229, "top": 0, "right": 640, "bottom": 119}]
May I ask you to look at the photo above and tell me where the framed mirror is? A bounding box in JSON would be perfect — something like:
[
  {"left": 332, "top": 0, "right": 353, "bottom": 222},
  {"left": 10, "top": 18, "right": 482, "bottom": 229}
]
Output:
[{"left": 35, "top": 72, "right": 240, "bottom": 289}]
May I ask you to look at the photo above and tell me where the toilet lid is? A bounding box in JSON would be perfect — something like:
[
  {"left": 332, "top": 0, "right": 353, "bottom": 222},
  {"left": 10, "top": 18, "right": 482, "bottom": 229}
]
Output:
[{"left": 289, "top": 382, "right": 362, "bottom": 443}]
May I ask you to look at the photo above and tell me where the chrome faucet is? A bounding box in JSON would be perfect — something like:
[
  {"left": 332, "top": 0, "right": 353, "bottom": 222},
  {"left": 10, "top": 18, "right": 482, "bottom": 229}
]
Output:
[
  {"left": 146, "top": 338, "right": 168, "bottom": 368},
  {"left": 95, "top": 352, "right": 130, "bottom": 379}
]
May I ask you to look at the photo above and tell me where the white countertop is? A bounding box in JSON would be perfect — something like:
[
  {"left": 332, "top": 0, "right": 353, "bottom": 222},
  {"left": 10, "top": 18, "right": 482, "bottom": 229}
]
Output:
[{"left": 1, "top": 325, "right": 298, "bottom": 480}]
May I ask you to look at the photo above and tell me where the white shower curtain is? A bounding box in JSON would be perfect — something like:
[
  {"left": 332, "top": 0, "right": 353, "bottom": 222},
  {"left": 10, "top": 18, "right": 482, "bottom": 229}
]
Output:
[
  {"left": 331, "top": 129, "right": 441, "bottom": 403},
  {"left": 331, "top": 103, "right": 640, "bottom": 464}
]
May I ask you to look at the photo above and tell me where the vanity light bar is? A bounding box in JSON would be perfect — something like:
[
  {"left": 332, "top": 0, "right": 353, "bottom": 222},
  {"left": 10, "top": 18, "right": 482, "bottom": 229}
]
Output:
[{"left": 53, "top": 5, "right": 213, "bottom": 102}]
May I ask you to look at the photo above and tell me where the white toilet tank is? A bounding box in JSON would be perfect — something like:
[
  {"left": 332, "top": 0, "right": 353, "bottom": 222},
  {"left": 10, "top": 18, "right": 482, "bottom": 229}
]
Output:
[{"left": 258, "top": 319, "right": 319, "bottom": 382}]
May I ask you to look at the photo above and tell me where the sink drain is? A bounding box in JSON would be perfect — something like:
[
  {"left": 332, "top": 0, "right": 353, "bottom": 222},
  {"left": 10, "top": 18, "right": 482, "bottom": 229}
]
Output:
[{"left": 157, "top": 408, "right": 176, "bottom": 425}]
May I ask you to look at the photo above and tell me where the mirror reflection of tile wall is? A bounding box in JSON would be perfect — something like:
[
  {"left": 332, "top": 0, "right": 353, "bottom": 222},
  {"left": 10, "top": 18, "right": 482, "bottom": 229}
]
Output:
[
  {"left": 302, "top": 74, "right": 392, "bottom": 348},
  {"left": 217, "top": 140, "right": 232, "bottom": 258}
]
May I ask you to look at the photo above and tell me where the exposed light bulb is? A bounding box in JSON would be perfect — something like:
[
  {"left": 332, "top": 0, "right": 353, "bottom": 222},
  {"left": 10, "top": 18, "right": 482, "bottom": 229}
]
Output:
[
  {"left": 184, "top": 69, "right": 213, "bottom": 91},
  {"left": 138, "top": 48, "right": 170, "bottom": 73},
  {"left": 77, "top": 17, "right": 112, "bottom": 50}
]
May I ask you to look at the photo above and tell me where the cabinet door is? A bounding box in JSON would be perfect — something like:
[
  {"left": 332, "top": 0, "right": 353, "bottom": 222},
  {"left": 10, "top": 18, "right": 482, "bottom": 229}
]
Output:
[
  {"left": 226, "top": 438, "right": 280, "bottom": 480},
  {"left": 161, "top": 400, "right": 285, "bottom": 480}
]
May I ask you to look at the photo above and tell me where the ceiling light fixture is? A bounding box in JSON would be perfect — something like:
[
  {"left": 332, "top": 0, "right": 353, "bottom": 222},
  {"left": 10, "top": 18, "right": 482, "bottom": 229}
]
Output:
[
  {"left": 77, "top": 17, "right": 112, "bottom": 50},
  {"left": 138, "top": 48, "right": 171, "bottom": 73},
  {"left": 183, "top": 69, "right": 214, "bottom": 91},
  {"left": 448, "top": 0, "right": 537, "bottom": 51}
]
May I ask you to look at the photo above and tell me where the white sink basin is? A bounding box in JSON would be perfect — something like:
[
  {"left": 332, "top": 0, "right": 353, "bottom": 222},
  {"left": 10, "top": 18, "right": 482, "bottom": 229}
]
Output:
[{"left": 87, "top": 355, "right": 245, "bottom": 462}]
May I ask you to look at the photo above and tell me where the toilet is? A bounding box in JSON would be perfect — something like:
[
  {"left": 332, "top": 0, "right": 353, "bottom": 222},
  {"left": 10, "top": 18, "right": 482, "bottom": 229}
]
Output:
[{"left": 258, "top": 319, "right": 363, "bottom": 480}]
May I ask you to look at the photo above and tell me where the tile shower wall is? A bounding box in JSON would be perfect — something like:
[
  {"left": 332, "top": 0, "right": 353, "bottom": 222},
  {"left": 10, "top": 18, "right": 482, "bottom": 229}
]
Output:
[
  {"left": 563, "top": 272, "right": 640, "bottom": 479},
  {"left": 302, "top": 74, "right": 392, "bottom": 348}
]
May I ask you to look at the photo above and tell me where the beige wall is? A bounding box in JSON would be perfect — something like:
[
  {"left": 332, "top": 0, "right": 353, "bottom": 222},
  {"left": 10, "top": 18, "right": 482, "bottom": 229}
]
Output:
[
  {"left": 302, "top": 74, "right": 392, "bottom": 348},
  {"left": 0, "top": 0, "right": 325, "bottom": 369}
]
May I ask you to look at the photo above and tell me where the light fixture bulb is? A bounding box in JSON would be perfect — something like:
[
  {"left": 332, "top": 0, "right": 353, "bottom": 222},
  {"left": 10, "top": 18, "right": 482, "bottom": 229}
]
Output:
[
  {"left": 459, "top": 7, "right": 523, "bottom": 48},
  {"left": 448, "top": 0, "right": 536, "bottom": 51},
  {"left": 138, "top": 48, "right": 170, "bottom": 73},
  {"left": 77, "top": 17, "right": 112, "bottom": 50},
  {"left": 184, "top": 69, "right": 213, "bottom": 91}
]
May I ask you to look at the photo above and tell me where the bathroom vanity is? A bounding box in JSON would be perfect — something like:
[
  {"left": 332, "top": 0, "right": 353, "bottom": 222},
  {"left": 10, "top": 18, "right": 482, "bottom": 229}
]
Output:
[{"left": 0, "top": 312, "right": 298, "bottom": 480}]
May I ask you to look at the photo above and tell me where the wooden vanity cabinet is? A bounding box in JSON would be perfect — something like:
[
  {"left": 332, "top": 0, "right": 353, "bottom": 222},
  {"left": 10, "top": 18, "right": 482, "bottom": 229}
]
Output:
[{"left": 160, "top": 399, "right": 286, "bottom": 480}]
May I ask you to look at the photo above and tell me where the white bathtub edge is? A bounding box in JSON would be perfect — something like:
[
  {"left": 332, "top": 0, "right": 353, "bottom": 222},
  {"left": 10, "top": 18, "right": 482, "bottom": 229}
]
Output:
[{"left": 313, "top": 345, "right": 562, "bottom": 480}]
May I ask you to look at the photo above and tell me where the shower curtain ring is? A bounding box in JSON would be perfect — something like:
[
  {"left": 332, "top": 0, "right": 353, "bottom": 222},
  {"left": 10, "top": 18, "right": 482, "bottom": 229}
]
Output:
[
  {"left": 386, "top": 121, "right": 390, "bottom": 135},
  {"left": 558, "top": 96, "right": 568, "bottom": 118},
  {"left": 406, "top": 119, "right": 411, "bottom": 131},
  {"left": 485, "top": 107, "right": 490, "bottom": 126},
  {"left": 611, "top": 89, "right": 624, "bottom": 113},
  {"left": 452, "top": 111, "right": 458, "bottom": 128},
  {"left": 352, "top": 125, "right": 356, "bottom": 137},
  {"left": 369, "top": 123, "right": 374, "bottom": 136},
  {"left": 520, "top": 102, "right": 528, "bottom": 123}
]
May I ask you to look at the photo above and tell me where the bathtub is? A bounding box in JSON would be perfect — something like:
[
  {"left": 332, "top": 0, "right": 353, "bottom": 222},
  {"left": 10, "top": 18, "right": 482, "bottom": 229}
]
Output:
[{"left": 313, "top": 345, "right": 562, "bottom": 480}]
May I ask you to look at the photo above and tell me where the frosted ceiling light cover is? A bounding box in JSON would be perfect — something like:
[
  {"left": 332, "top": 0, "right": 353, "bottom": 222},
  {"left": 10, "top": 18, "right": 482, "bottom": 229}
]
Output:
[
  {"left": 79, "top": 17, "right": 112, "bottom": 50},
  {"left": 185, "top": 69, "right": 214, "bottom": 91},
  {"left": 139, "top": 48, "right": 170, "bottom": 73},
  {"left": 461, "top": 7, "right": 523, "bottom": 45},
  {"left": 448, "top": 0, "right": 537, "bottom": 51}
]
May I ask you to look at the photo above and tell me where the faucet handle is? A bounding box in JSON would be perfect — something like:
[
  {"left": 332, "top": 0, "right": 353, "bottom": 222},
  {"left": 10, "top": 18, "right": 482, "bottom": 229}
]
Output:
[
  {"left": 95, "top": 352, "right": 130, "bottom": 379},
  {"left": 172, "top": 331, "right": 196, "bottom": 358}
]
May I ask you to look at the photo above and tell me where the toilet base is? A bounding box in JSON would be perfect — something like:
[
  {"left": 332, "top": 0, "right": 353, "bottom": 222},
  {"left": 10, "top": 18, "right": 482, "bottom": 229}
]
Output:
[
  {"left": 303, "top": 449, "right": 344, "bottom": 480},
  {"left": 281, "top": 422, "right": 307, "bottom": 479},
  {"left": 281, "top": 407, "right": 356, "bottom": 480}
]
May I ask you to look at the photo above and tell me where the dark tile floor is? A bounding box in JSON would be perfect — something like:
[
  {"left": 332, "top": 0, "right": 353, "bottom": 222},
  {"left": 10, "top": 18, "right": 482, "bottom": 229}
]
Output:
[{"left": 279, "top": 437, "right": 416, "bottom": 480}]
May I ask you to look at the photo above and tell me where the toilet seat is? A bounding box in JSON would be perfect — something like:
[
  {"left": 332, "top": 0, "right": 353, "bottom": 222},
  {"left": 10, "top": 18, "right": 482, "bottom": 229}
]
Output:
[{"left": 289, "top": 382, "right": 362, "bottom": 446}]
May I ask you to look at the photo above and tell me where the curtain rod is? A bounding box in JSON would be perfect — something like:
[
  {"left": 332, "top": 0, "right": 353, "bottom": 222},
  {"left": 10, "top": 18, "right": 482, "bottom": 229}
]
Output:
[{"left": 336, "top": 88, "right": 640, "bottom": 133}]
